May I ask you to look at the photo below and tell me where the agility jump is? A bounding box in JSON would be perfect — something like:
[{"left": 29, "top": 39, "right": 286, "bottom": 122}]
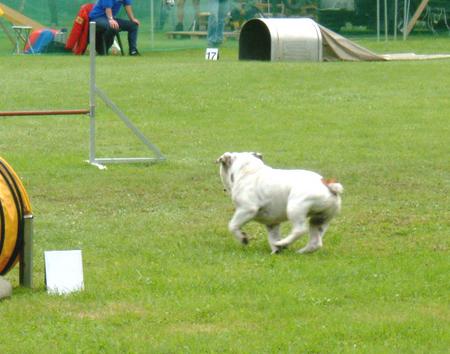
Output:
[{"left": 0, "top": 22, "right": 165, "bottom": 169}]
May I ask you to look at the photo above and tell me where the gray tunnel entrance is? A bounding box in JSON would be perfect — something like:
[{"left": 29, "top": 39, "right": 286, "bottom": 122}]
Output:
[{"left": 239, "top": 19, "right": 271, "bottom": 61}]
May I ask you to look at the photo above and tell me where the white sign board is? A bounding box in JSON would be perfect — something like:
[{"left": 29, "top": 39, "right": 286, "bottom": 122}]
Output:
[
  {"left": 44, "top": 250, "right": 84, "bottom": 295},
  {"left": 205, "top": 48, "right": 219, "bottom": 60}
]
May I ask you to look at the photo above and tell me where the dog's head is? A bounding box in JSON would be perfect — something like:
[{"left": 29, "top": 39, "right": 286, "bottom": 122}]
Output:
[{"left": 216, "top": 152, "right": 264, "bottom": 193}]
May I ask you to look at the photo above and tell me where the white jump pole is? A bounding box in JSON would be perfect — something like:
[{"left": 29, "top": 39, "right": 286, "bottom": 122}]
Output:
[
  {"left": 89, "top": 23, "right": 96, "bottom": 165},
  {"left": 150, "top": 0, "right": 154, "bottom": 49},
  {"left": 394, "top": 0, "right": 398, "bottom": 40},
  {"left": 377, "top": 0, "right": 380, "bottom": 41},
  {"left": 384, "top": 0, "right": 388, "bottom": 41},
  {"left": 403, "top": 0, "right": 409, "bottom": 40}
]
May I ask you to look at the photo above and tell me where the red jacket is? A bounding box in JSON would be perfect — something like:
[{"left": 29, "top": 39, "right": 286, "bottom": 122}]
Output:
[{"left": 65, "top": 3, "right": 94, "bottom": 55}]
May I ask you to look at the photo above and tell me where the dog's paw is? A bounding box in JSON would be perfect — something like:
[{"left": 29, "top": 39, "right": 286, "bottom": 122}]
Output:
[
  {"left": 239, "top": 231, "right": 249, "bottom": 245},
  {"left": 271, "top": 247, "right": 283, "bottom": 255},
  {"left": 270, "top": 242, "right": 287, "bottom": 254},
  {"left": 274, "top": 239, "right": 288, "bottom": 247},
  {"left": 297, "top": 245, "right": 320, "bottom": 254}
]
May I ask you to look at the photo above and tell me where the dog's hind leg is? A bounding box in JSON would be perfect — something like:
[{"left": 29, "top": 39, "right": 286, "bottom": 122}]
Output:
[
  {"left": 228, "top": 208, "right": 258, "bottom": 245},
  {"left": 274, "top": 203, "right": 310, "bottom": 248},
  {"left": 266, "top": 224, "right": 283, "bottom": 254},
  {"left": 274, "top": 220, "right": 309, "bottom": 248},
  {"left": 298, "top": 223, "right": 329, "bottom": 254}
]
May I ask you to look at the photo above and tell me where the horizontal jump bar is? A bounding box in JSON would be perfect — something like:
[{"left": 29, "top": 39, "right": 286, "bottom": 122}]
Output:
[{"left": 0, "top": 109, "right": 90, "bottom": 117}]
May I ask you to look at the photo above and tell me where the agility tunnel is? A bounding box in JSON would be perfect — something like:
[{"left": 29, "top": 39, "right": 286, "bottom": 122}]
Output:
[
  {"left": 0, "top": 157, "right": 32, "bottom": 276},
  {"left": 239, "top": 18, "right": 450, "bottom": 62}
]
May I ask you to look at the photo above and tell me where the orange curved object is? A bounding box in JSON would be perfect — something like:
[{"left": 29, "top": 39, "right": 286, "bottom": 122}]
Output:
[{"left": 0, "top": 157, "right": 32, "bottom": 275}]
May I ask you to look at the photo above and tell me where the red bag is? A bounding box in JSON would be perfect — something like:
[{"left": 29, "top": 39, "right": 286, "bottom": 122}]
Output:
[{"left": 65, "top": 3, "right": 94, "bottom": 55}]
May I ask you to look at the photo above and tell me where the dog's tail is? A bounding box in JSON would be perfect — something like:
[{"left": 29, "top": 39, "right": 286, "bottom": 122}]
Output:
[{"left": 321, "top": 178, "right": 344, "bottom": 196}]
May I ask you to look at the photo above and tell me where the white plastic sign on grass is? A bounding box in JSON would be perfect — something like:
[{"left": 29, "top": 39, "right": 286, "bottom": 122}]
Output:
[
  {"left": 44, "top": 250, "right": 84, "bottom": 295},
  {"left": 205, "top": 48, "right": 219, "bottom": 60}
]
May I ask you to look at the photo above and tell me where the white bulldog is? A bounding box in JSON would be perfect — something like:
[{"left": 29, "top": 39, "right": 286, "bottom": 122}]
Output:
[{"left": 216, "top": 152, "right": 343, "bottom": 254}]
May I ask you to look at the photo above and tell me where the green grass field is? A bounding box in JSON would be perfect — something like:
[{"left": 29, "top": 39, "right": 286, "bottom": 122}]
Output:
[{"left": 0, "top": 36, "right": 449, "bottom": 353}]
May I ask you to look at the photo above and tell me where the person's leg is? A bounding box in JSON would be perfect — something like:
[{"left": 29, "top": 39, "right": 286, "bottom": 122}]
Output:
[
  {"left": 207, "top": 0, "right": 219, "bottom": 46},
  {"left": 216, "top": 0, "right": 229, "bottom": 44},
  {"left": 192, "top": 0, "right": 201, "bottom": 30},
  {"left": 176, "top": 0, "right": 186, "bottom": 30},
  {"left": 116, "top": 18, "right": 139, "bottom": 55},
  {"left": 159, "top": 0, "right": 172, "bottom": 30},
  {"left": 93, "top": 17, "right": 117, "bottom": 55}
]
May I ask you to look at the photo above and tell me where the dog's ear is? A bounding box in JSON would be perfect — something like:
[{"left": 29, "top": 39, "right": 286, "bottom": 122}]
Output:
[
  {"left": 216, "top": 152, "right": 233, "bottom": 166},
  {"left": 252, "top": 152, "right": 263, "bottom": 160}
]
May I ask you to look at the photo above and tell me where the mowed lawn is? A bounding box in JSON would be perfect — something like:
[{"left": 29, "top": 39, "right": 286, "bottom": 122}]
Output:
[{"left": 0, "top": 37, "right": 449, "bottom": 352}]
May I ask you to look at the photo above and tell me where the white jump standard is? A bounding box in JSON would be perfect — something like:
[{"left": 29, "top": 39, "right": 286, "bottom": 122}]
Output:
[
  {"left": 0, "top": 22, "right": 165, "bottom": 169},
  {"left": 87, "top": 22, "right": 165, "bottom": 168}
]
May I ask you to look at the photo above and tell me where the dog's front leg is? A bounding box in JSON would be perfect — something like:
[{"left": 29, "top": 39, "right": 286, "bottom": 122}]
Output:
[{"left": 228, "top": 208, "right": 258, "bottom": 245}]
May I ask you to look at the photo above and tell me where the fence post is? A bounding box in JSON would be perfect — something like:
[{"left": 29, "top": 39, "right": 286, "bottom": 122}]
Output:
[{"left": 19, "top": 214, "right": 34, "bottom": 288}]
